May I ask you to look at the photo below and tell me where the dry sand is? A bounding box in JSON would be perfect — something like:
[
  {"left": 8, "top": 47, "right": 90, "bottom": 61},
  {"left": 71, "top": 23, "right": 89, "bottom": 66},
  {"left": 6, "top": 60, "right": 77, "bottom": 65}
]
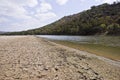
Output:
[{"left": 0, "top": 36, "right": 120, "bottom": 80}]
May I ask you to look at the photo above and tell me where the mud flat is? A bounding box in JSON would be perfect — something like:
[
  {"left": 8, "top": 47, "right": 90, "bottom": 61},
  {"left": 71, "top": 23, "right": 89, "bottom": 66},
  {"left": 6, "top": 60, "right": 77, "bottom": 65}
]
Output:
[{"left": 0, "top": 36, "right": 120, "bottom": 80}]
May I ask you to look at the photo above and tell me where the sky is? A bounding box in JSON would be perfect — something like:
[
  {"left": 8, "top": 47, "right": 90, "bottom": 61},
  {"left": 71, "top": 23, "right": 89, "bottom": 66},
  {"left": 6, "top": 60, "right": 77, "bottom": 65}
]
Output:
[{"left": 0, "top": 0, "right": 119, "bottom": 32}]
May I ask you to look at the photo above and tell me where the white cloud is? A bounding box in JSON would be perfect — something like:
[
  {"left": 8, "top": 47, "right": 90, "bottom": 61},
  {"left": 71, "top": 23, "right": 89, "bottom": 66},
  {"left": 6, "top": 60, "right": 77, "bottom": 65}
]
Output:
[
  {"left": 27, "top": 0, "right": 38, "bottom": 7},
  {"left": 56, "top": 0, "right": 69, "bottom": 5},
  {"left": 0, "top": 17, "right": 9, "bottom": 23},
  {"left": 36, "top": 2, "right": 52, "bottom": 13},
  {"left": 9, "top": 19, "right": 42, "bottom": 31},
  {"left": 0, "top": 0, "right": 32, "bottom": 20},
  {"left": 11, "top": 0, "right": 38, "bottom": 7},
  {"left": 35, "top": 12, "right": 57, "bottom": 21},
  {"left": 0, "top": 0, "right": 57, "bottom": 31}
]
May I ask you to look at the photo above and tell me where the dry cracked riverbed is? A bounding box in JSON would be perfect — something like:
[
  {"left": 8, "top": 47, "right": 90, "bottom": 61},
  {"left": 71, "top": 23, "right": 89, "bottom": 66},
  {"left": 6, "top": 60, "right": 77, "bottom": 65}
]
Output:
[{"left": 0, "top": 36, "right": 120, "bottom": 80}]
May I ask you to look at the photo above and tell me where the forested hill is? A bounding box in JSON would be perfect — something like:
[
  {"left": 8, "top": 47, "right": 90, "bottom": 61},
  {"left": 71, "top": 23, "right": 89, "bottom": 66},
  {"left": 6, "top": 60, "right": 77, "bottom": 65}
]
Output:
[{"left": 7, "top": 2, "right": 120, "bottom": 35}]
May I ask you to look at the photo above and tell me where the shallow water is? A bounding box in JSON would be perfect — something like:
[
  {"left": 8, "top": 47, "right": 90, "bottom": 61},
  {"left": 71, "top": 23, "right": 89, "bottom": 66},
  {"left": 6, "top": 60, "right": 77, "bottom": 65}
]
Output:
[
  {"left": 38, "top": 35, "right": 120, "bottom": 60},
  {"left": 38, "top": 35, "right": 120, "bottom": 47}
]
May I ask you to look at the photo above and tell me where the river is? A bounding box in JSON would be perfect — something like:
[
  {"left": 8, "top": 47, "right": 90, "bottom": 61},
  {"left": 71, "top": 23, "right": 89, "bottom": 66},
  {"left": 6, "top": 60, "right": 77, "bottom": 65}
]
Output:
[{"left": 37, "top": 35, "right": 120, "bottom": 60}]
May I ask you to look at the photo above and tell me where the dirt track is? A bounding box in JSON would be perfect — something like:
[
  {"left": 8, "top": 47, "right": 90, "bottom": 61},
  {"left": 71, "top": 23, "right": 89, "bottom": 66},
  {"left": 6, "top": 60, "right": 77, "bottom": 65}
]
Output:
[{"left": 0, "top": 36, "right": 120, "bottom": 80}]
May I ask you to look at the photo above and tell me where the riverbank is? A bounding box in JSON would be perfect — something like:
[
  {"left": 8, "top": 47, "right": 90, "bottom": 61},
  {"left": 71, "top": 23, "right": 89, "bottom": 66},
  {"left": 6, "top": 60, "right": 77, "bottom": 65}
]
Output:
[{"left": 0, "top": 36, "right": 120, "bottom": 80}]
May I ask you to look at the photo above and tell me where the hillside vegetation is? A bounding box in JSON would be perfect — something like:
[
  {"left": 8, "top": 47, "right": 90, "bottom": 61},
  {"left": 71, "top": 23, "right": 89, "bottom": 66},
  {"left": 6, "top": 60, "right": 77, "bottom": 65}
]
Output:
[{"left": 7, "top": 2, "right": 120, "bottom": 35}]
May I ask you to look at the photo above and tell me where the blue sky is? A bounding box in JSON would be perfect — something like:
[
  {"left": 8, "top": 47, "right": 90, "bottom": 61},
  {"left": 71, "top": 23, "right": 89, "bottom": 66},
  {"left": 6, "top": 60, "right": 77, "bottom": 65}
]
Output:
[{"left": 0, "top": 0, "right": 118, "bottom": 32}]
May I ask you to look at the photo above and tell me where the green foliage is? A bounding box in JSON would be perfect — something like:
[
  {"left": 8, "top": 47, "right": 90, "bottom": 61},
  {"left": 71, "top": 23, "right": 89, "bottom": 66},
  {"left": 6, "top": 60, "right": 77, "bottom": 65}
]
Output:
[
  {"left": 107, "top": 23, "right": 120, "bottom": 35},
  {"left": 6, "top": 2, "right": 120, "bottom": 35},
  {"left": 100, "top": 24, "right": 106, "bottom": 29}
]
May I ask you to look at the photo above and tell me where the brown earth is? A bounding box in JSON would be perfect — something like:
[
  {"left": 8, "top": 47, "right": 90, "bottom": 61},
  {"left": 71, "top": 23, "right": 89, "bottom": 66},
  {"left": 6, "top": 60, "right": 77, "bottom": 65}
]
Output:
[{"left": 0, "top": 36, "right": 120, "bottom": 80}]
